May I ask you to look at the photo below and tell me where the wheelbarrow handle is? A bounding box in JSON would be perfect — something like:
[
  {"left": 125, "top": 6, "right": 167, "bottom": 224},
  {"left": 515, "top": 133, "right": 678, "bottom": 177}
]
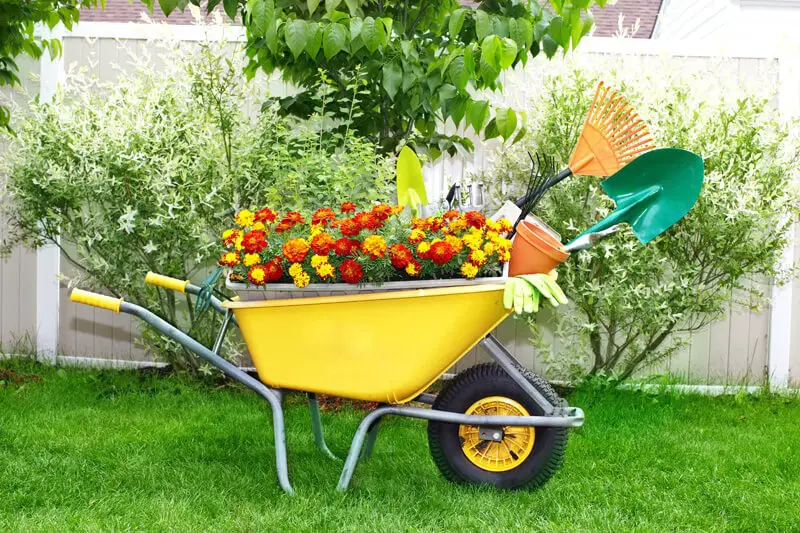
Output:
[
  {"left": 70, "top": 288, "right": 124, "bottom": 314},
  {"left": 145, "top": 271, "right": 190, "bottom": 294}
]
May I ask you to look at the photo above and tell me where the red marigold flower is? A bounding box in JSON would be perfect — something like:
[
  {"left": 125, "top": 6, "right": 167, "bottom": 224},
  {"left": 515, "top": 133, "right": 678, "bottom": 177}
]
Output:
[
  {"left": 389, "top": 244, "right": 412, "bottom": 269},
  {"left": 371, "top": 203, "right": 393, "bottom": 221},
  {"left": 311, "top": 232, "right": 335, "bottom": 255},
  {"left": 339, "top": 218, "right": 361, "bottom": 237},
  {"left": 354, "top": 211, "right": 382, "bottom": 231},
  {"left": 275, "top": 222, "right": 292, "bottom": 233},
  {"left": 429, "top": 241, "right": 456, "bottom": 265},
  {"left": 281, "top": 211, "right": 304, "bottom": 226},
  {"left": 255, "top": 208, "right": 277, "bottom": 223},
  {"left": 464, "top": 211, "right": 486, "bottom": 229},
  {"left": 406, "top": 259, "right": 421, "bottom": 277},
  {"left": 264, "top": 260, "right": 283, "bottom": 282},
  {"left": 311, "top": 208, "right": 336, "bottom": 226},
  {"left": 442, "top": 209, "right": 460, "bottom": 221},
  {"left": 339, "top": 258, "right": 364, "bottom": 284},
  {"left": 242, "top": 230, "right": 268, "bottom": 254},
  {"left": 222, "top": 229, "right": 242, "bottom": 246},
  {"left": 340, "top": 201, "right": 357, "bottom": 213},
  {"left": 248, "top": 265, "right": 269, "bottom": 285},
  {"left": 218, "top": 251, "right": 240, "bottom": 267},
  {"left": 333, "top": 237, "right": 358, "bottom": 256},
  {"left": 282, "top": 238, "right": 310, "bottom": 263}
]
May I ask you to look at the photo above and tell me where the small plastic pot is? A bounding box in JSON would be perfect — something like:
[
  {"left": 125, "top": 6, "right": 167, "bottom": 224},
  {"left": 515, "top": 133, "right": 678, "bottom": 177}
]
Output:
[{"left": 508, "top": 221, "right": 570, "bottom": 276}]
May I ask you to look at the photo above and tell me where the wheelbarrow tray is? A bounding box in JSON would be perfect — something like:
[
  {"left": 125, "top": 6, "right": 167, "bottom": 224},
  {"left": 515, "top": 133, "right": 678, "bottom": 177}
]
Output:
[{"left": 222, "top": 284, "right": 510, "bottom": 403}]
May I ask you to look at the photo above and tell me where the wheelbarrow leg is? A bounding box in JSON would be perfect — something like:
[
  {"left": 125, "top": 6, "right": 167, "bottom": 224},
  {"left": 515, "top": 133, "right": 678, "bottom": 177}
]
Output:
[
  {"left": 117, "top": 302, "right": 295, "bottom": 495},
  {"left": 337, "top": 407, "right": 393, "bottom": 491},
  {"left": 361, "top": 406, "right": 386, "bottom": 459},
  {"left": 307, "top": 394, "right": 340, "bottom": 461}
]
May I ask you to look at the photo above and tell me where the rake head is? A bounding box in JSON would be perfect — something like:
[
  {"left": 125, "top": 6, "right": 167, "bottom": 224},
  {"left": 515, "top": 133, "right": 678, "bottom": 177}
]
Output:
[{"left": 568, "top": 81, "right": 656, "bottom": 177}]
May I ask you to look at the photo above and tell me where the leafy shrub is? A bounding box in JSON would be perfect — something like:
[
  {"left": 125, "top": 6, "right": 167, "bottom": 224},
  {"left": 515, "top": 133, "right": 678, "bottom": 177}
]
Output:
[
  {"left": 1, "top": 40, "right": 393, "bottom": 368},
  {"left": 483, "top": 66, "right": 800, "bottom": 382}
]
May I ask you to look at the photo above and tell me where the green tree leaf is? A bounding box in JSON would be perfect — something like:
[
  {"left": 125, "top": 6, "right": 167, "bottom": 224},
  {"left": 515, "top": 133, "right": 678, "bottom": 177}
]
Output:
[
  {"left": 495, "top": 107, "right": 517, "bottom": 141},
  {"left": 350, "top": 16, "right": 363, "bottom": 39},
  {"left": 325, "top": 0, "right": 341, "bottom": 14},
  {"left": 483, "top": 117, "right": 500, "bottom": 140},
  {"left": 542, "top": 34, "right": 558, "bottom": 58},
  {"left": 475, "top": 10, "right": 490, "bottom": 40},
  {"left": 361, "top": 16, "right": 385, "bottom": 53},
  {"left": 449, "top": 8, "right": 466, "bottom": 38},
  {"left": 447, "top": 55, "right": 469, "bottom": 91},
  {"left": 222, "top": 0, "right": 238, "bottom": 19},
  {"left": 498, "top": 38, "right": 517, "bottom": 69},
  {"left": 159, "top": 0, "right": 179, "bottom": 16},
  {"left": 246, "top": 0, "right": 270, "bottom": 37},
  {"left": 307, "top": 0, "right": 320, "bottom": 15},
  {"left": 382, "top": 62, "right": 402, "bottom": 100},
  {"left": 481, "top": 35, "right": 500, "bottom": 69},
  {"left": 467, "top": 99, "right": 489, "bottom": 133},
  {"left": 323, "top": 22, "right": 347, "bottom": 59},
  {"left": 285, "top": 19, "right": 310, "bottom": 59},
  {"left": 305, "top": 22, "right": 322, "bottom": 57}
]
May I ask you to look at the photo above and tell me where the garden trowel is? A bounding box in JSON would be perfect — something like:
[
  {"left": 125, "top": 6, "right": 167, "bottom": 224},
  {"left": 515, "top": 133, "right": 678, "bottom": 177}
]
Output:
[{"left": 569, "top": 148, "right": 704, "bottom": 245}]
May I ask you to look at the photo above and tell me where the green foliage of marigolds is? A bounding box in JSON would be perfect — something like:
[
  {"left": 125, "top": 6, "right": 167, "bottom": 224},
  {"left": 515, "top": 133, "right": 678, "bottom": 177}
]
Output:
[
  {"left": 484, "top": 68, "right": 800, "bottom": 382},
  {"left": 0, "top": 0, "right": 103, "bottom": 130},
  {"left": 0, "top": 41, "right": 393, "bottom": 369},
  {"left": 167, "top": 0, "right": 605, "bottom": 156}
]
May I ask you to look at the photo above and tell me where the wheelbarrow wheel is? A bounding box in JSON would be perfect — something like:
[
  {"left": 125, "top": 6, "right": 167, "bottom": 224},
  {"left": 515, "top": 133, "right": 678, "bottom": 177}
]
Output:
[{"left": 427, "top": 362, "right": 568, "bottom": 490}]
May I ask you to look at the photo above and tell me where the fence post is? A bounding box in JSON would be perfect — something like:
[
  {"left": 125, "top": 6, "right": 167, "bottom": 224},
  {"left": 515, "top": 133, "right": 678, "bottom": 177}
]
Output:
[
  {"left": 34, "top": 23, "right": 65, "bottom": 363},
  {"left": 768, "top": 49, "right": 800, "bottom": 390}
]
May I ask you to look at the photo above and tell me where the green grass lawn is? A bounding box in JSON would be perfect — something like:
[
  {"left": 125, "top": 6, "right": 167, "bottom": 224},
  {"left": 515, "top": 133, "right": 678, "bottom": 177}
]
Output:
[{"left": 1, "top": 361, "right": 798, "bottom": 532}]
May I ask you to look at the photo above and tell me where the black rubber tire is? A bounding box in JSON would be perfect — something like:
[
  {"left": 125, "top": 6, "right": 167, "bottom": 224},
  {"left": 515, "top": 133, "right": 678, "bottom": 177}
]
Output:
[{"left": 427, "top": 362, "right": 568, "bottom": 490}]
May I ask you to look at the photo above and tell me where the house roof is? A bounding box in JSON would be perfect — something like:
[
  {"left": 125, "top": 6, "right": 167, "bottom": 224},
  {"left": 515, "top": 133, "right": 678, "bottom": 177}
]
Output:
[{"left": 80, "top": 0, "right": 662, "bottom": 38}]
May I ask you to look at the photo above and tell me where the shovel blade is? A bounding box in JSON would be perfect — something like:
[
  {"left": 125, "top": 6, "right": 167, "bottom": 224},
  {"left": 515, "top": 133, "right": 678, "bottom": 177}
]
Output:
[{"left": 576, "top": 148, "right": 704, "bottom": 245}]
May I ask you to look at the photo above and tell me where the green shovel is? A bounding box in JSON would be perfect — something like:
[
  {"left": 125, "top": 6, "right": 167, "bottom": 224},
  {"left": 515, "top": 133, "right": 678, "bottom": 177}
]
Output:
[{"left": 569, "top": 148, "right": 704, "bottom": 245}]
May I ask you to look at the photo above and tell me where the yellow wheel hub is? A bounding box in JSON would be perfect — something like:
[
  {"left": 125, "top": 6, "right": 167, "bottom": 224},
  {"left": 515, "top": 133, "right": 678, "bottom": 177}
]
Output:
[{"left": 459, "top": 396, "right": 535, "bottom": 472}]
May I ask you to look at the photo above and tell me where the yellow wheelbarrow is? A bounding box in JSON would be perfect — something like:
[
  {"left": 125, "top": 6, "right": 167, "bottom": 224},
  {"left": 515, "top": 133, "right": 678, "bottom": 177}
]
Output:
[{"left": 70, "top": 273, "right": 584, "bottom": 494}]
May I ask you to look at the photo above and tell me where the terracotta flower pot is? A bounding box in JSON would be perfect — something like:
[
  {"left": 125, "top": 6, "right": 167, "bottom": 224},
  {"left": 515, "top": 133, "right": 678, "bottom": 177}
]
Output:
[{"left": 508, "top": 221, "right": 570, "bottom": 276}]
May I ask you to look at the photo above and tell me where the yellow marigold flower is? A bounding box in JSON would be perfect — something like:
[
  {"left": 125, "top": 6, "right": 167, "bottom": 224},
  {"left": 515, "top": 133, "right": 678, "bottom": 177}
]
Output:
[
  {"left": 496, "top": 237, "right": 513, "bottom": 250},
  {"left": 362, "top": 235, "right": 388, "bottom": 258},
  {"left": 406, "top": 261, "right": 420, "bottom": 276},
  {"left": 498, "top": 219, "right": 512, "bottom": 233},
  {"left": 249, "top": 266, "right": 266, "bottom": 283},
  {"left": 408, "top": 228, "right": 426, "bottom": 244},
  {"left": 417, "top": 241, "right": 431, "bottom": 256},
  {"left": 222, "top": 251, "right": 240, "bottom": 266},
  {"left": 462, "top": 232, "right": 482, "bottom": 251},
  {"left": 486, "top": 230, "right": 499, "bottom": 241},
  {"left": 485, "top": 219, "right": 501, "bottom": 232},
  {"left": 310, "top": 254, "right": 329, "bottom": 268},
  {"left": 460, "top": 262, "right": 479, "bottom": 279},
  {"left": 315, "top": 262, "right": 335, "bottom": 279},
  {"left": 222, "top": 228, "right": 236, "bottom": 241},
  {"left": 234, "top": 234, "right": 244, "bottom": 251},
  {"left": 243, "top": 253, "right": 261, "bottom": 267},
  {"left": 469, "top": 249, "right": 487, "bottom": 266},
  {"left": 293, "top": 271, "right": 310, "bottom": 288},
  {"left": 483, "top": 242, "right": 497, "bottom": 255},
  {"left": 449, "top": 217, "right": 468, "bottom": 233},
  {"left": 235, "top": 209, "right": 255, "bottom": 227},
  {"left": 445, "top": 235, "right": 463, "bottom": 253},
  {"left": 288, "top": 263, "right": 303, "bottom": 277},
  {"left": 252, "top": 221, "right": 266, "bottom": 232},
  {"left": 498, "top": 249, "right": 511, "bottom": 262},
  {"left": 309, "top": 224, "right": 324, "bottom": 237}
]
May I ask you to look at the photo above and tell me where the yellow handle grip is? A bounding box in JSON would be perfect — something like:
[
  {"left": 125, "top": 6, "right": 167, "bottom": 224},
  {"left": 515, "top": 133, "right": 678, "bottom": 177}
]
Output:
[
  {"left": 145, "top": 272, "right": 190, "bottom": 294},
  {"left": 70, "top": 288, "right": 123, "bottom": 313}
]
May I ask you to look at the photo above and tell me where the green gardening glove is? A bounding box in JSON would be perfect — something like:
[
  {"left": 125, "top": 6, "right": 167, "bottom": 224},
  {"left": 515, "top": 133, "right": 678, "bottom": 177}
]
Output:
[{"left": 503, "top": 273, "right": 568, "bottom": 316}]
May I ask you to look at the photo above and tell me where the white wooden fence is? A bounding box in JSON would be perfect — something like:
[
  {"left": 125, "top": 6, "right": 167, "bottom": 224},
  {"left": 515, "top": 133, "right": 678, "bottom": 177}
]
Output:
[{"left": 1, "top": 22, "right": 799, "bottom": 387}]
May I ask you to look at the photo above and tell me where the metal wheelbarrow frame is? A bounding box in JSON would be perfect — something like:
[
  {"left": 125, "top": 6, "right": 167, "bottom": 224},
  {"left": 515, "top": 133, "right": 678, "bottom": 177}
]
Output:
[{"left": 70, "top": 273, "right": 584, "bottom": 495}]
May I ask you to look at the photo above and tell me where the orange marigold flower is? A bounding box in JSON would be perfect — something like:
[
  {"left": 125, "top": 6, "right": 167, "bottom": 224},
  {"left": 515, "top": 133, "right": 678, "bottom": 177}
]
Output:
[
  {"left": 354, "top": 211, "right": 382, "bottom": 231},
  {"left": 275, "top": 222, "right": 292, "bottom": 233},
  {"left": 448, "top": 217, "right": 468, "bottom": 233},
  {"left": 408, "top": 228, "right": 426, "bottom": 244},
  {"left": 442, "top": 209, "right": 460, "bottom": 221},
  {"left": 219, "top": 251, "right": 240, "bottom": 267},
  {"left": 340, "top": 201, "right": 357, "bottom": 213},
  {"left": 312, "top": 208, "right": 336, "bottom": 226},
  {"left": 248, "top": 265, "right": 269, "bottom": 285},
  {"left": 255, "top": 208, "right": 277, "bottom": 223},
  {"left": 427, "top": 217, "right": 444, "bottom": 232},
  {"left": 464, "top": 211, "right": 486, "bottom": 229},
  {"left": 362, "top": 235, "right": 387, "bottom": 259},
  {"left": 310, "top": 232, "right": 335, "bottom": 255},
  {"left": 339, "top": 218, "right": 361, "bottom": 237},
  {"left": 445, "top": 235, "right": 464, "bottom": 253},
  {"left": 264, "top": 260, "right": 283, "bottom": 281},
  {"left": 391, "top": 205, "right": 405, "bottom": 215},
  {"left": 339, "top": 258, "right": 364, "bottom": 284},
  {"left": 282, "top": 238, "right": 310, "bottom": 263},
  {"left": 242, "top": 230, "right": 268, "bottom": 254},
  {"left": 281, "top": 211, "right": 304, "bottom": 226},
  {"left": 428, "top": 241, "right": 456, "bottom": 265},
  {"left": 371, "top": 203, "right": 393, "bottom": 221},
  {"left": 389, "top": 244, "right": 412, "bottom": 269},
  {"left": 411, "top": 217, "right": 428, "bottom": 230},
  {"left": 406, "top": 259, "right": 421, "bottom": 277}
]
